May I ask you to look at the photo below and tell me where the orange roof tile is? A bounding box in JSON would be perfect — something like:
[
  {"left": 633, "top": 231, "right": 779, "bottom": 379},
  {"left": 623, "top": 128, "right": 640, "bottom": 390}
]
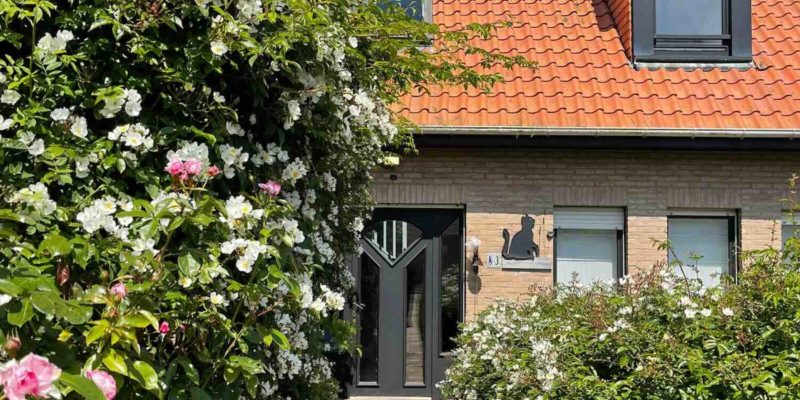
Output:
[{"left": 399, "top": 0, "right": 800, "bottom": 132}]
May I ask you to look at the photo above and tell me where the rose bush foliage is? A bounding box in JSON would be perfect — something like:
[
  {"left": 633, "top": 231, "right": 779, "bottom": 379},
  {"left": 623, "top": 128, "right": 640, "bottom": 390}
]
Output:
[
  {"left": 0, "top": 0, "right": 529, "bottom": 398},
  {"left": 441, "top": 245, "right": 800, "bottom": 400}
]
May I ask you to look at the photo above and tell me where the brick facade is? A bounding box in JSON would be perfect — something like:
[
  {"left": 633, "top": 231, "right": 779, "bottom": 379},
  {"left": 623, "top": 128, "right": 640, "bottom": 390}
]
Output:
[{"left": 370, "top": 148, "right": 798, "bottom": 318}]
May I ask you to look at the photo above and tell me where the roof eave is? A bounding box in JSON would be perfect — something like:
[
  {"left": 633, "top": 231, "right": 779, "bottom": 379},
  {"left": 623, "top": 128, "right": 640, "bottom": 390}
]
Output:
[{"left": 418, "top": 125, "right": 800, "bottom": 139}]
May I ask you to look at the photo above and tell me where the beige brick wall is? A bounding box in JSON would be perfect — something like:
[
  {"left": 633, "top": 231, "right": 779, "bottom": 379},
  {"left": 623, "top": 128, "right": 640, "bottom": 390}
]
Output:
[{"left": 370, "top": 148, "right": 800, "bottom": 317}]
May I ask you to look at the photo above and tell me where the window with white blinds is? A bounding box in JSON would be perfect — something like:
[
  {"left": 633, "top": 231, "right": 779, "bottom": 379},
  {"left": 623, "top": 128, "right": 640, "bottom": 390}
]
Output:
[
  {"left": 668, "top": 216, "right": 735, "bottom": 287},
  {"left": 554, "top": 208, "right": 625, "bottom": 285}
]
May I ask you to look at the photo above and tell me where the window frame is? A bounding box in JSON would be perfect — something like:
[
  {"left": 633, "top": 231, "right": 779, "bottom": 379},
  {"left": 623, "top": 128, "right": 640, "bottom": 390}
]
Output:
[
  {"left": 632, "top": 0, "right": 751, "bottom": 62},
  {"left": 552, "top": 207, "right": 627, "bottom": 285},
  {"left": 666, "top": 212, "right": 739, "bottom": 285}
]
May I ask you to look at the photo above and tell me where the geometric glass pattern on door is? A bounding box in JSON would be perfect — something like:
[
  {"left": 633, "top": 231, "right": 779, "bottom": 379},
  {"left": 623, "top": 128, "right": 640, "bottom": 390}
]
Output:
[{"left": 365, "top": 220, "right": 423, "bottom": 263}]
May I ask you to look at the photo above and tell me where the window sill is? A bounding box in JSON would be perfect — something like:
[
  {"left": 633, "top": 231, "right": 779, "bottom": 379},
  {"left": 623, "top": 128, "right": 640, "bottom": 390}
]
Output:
[{"left": 633, "top": 60, "right": 754, "bottom": 71}]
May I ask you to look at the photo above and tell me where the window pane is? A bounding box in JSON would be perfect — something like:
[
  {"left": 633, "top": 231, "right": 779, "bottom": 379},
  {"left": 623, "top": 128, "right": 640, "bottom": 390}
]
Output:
[
  {"left": 381, "top": 0, "right": 424, "bottom": 20},
  {"left": 668, "top": 218, "right": 729, "bottom": 287},
  {"left": 656, "top": 0, "right": 723, "bottom": 35},
  {"left": 783, "top": 225, "right": 797, "bottom": 246},
  {"left": 365, "top": 220, "right": 422, "bottom": 263},
  {"left": 440, "top": 219, "right": 461, "bottom": 354},
  {"left": 556, "top": 229, "right": 618, "bottom": 285},
  {"left": 405, "top": 252, "right": 425, "bottom": 384},
  {"left": 358, "top": 254, "right": 380, "bottom": 383}
]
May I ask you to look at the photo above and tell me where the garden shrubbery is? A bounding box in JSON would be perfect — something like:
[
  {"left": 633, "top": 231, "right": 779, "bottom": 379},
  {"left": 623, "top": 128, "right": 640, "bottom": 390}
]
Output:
[
  {"left": 0, "top": 0, "right": 528, "bottom": 398},
  {"left": 441, "top": 242, "right": 800, "bottom": 400}
]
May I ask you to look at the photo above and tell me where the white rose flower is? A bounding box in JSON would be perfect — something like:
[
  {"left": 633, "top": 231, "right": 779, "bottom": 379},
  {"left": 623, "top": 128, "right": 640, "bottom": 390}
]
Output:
[
  {"left": 1, "top": 90, "right": 21, "bottom": 105},
  {"left": 70, "top": 116, "right": 88, "bottom": 139},
  {"left": 721, "top": 307, "right": 734, "bottom": 317},
  {"left": 281, "top": 158, "right": 308, "bottom": 184},
  {"left": 226, "top": 122, "right": 245, "bottom": 136},
  {"left": 0, "top": 294, "right": 12, "bottom": 306},
  {"left": 209, "top": 292, "right": 225, "bottom": 305},
  {"left": 212, "top": 91, "right": 226, "bottom": 103},
  {"left": 0, "top": 115, "right": 13, "bottom": 131},
  {"left": 210, "top": 40, "right": 228, "bottom": 56},
  {"left": 28, "top": 139, "right": 45, "bottom": 156},
  {"left": 50, "top": 107, "right": 70, "bottom": 121},
  {"left": 348, "top": 36, "right": 358, "bottom": 48}
]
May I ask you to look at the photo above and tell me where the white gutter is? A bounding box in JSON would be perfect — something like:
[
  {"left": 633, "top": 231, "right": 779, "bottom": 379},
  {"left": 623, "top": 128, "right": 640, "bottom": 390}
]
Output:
[{"left": 419, "top": 125, "right": 800, "bottom": 139}]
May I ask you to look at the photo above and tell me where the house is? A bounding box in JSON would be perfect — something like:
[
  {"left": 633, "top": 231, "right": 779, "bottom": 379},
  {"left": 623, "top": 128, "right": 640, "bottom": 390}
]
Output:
[{"left": 345, "top": 0, "right": 800, "bottom": 398}]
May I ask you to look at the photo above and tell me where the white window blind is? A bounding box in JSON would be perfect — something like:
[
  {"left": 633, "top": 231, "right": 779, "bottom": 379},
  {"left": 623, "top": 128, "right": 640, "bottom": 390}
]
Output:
[
  {"left": 668, "top": 218, "right": 730, "bottom": 287},
  {"left": 554, "top": 208, "right": 624, "bottom": 230},
  {"left": 556, "top": 230, "right": 618, "bottom": 285}
]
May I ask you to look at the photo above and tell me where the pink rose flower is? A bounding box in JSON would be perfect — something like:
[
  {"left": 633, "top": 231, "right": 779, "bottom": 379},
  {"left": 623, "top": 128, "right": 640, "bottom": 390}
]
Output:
[
  {"left": 0, "top": 354, "right": 61, "bottom": 400},
  {"left": 165, "top": 160, "right": 184, "bottom": 177},
  {"left": 183, "top": 158, "right": 203, "bottom": 176},
  {"left": 159, "top": 321, "right": 170, "bottom": 334},
  {"left": 109, "top": 282, "right": 127, "bottom": 299},
  {"left": 206, "top": 165, "right": 221, "bottom": 177},
  {"left": 85, "top": 370, "right": 117, "bottom": 400},
  {"left": 258, "top": 180, "right": 281, "bottom": 197}
]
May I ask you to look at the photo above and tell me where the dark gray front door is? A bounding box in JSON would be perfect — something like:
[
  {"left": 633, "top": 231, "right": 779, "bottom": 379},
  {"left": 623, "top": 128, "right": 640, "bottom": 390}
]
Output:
[{"left": 350, "top": 209, "right": 463, "bottom": 399}]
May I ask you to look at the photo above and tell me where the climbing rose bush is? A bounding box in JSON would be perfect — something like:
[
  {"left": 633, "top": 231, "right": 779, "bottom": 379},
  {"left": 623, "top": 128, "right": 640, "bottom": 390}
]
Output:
[
  {"left": 441, "top": 244, "right": 800, "bottom": 400},
  {"left": 0, "top": 0, "right": 529, "bottom": 398}
]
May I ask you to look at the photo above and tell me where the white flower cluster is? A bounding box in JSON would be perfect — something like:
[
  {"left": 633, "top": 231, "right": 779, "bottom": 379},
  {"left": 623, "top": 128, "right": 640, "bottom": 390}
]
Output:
[
  {"left": 9, "top": 183, "right": 57, "bottom": 217},
  {"left": 220, "top": 238, "right": 269, "bottom": 273},
  {"left": 219, "top": 144, "right": 249, "bottom": 178},
  {"left": 222, "top": 195, "right": 263, "bottom": 229},
  {"left": 19, "top": 131, "right": 45, "bottom": 157},
  {"left": 281, "top": 158, "right": 307, "bottom": 185},
  {"left": 167, "top": 141, "right": 210, "bottom": 166},
  {"left": 108, "top": 123, "right": 153, "bottom": 150},
  {"left": 100, "top": 88, "right": 142, "bottom": 118},
  {"left": 76, "top": 197, "right": 133, "bottom": 240},
  {"left": 37, "top": 30, "right": 74, "bottom": 54},
  {"left": 308, "top": 284, "right": 345, "bottom": 316},
  {"left": 251, "top": 142, "right": 288, "bottom": 166}
]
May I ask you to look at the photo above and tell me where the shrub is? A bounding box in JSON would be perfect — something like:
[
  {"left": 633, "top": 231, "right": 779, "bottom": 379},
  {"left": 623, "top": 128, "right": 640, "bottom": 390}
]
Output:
[
  {"left": 0, "top": 0, "right": 529, "bottom": 398},
  {"left": 441, "top": 244, "right": 800, "bottom": 400}
]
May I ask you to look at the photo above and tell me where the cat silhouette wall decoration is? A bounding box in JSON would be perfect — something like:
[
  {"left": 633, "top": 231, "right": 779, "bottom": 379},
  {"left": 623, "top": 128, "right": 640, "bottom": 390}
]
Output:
[{"left": 502, "top": 214, "right": 540, "bottom": 260}]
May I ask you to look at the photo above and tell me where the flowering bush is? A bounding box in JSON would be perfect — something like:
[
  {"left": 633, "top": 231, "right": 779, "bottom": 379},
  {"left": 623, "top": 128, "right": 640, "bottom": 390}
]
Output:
[
  {"left": 0, "top": 0, "right": 528, "bottom": 398},
  {"left": 441, "top": 245, "right": 800, "bottom": 400}
]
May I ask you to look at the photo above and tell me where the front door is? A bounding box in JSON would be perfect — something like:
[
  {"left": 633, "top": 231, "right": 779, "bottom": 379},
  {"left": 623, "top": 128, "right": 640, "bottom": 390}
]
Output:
[{"left": 349, "top": 208, "right": 463, "bottom": 399}]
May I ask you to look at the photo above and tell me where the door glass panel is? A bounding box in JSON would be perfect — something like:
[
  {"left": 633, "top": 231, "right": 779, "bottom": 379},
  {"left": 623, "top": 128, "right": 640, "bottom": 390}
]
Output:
[
  {"left": 366, "top": 220, "right": 423, "bottom": 262},
  {"left": 440, "top": 219, "right": 462, "bottom": 354},
  {"left": 405, "top": 252, "right": 425, "bottom": 385},
  {"left": 668, "top": 218, "right": 730, "bottom": 287},
  {"left": 358, "top": 254, "right": 380, "bottom": 383},
  {"left": 656, "top": 0, "right": 723, "bottom": 35}
]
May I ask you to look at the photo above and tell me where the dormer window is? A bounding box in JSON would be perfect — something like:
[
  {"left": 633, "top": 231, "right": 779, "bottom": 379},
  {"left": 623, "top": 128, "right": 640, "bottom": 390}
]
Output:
[
  {"left": 632, "top": 0, "right": 751, "bottom": 62},
  {"left": 385, "top": 0, "right": 431, "bottom": 22}
]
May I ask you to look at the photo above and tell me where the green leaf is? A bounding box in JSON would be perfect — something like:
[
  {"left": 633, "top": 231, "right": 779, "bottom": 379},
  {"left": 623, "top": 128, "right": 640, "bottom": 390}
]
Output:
[
  {"left": 189, "top": 126, "right": 216, "bottom": 145},
  {"left": 31, "top": 291, "right": 92, "bottom": 324},
  {"left": 8, "top": 298, "right": 34, "bottom": 326},
  {"left": 270, "top": 329, "right": 290, "bottom": 350},
  {"left": 131, "top": 360, "right": 160, "bottom": 393},
  {"left": 60, "top": 373, "right": 107, "bottom": 400},
  {"left": 102, "top": 349, "right": 128, "bottom": 375},
  {"left": 189, "top": 387, "right": 212, "bottom": 400},
  {"left": 85, "top": 320, "right": 110, "bottom": 345},
  {"left": 38, "top": 232, "right": 71, "bottom": 256},
  {"left": 177, "top": 357, "right": 200, "bottom": 385},
  {"left": 0, "top": 279, "right": 21, "bottom": 296}
]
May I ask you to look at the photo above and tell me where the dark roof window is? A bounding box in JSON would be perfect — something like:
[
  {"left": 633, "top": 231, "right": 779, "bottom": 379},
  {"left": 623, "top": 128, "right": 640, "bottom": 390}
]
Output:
[{"left": 633, "top": 0, "right": 751, "bottom": 63}]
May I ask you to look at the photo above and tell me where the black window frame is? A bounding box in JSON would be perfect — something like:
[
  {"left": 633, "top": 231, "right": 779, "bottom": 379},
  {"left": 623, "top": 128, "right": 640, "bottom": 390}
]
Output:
[
  {"left": 666, "top": 213, "right": 740, "bottom": 285},
  {"left": 632, "top": 0, "right": 752, "bottom": 62}
]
